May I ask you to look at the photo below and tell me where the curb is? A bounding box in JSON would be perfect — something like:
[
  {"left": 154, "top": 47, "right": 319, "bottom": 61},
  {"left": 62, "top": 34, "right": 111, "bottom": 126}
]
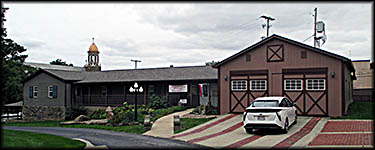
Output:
[{"left": 72, "top": 138, "right": 108, "bottom": 149}]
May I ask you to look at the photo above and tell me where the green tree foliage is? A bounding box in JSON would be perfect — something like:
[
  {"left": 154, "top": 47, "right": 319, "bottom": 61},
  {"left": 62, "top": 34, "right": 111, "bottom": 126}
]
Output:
[
  {"left": 146, "top": 94, "right": 168, "bottom": 110},
  {"left": 205, "top": 60, "right": 219, "bottom": 66},
  {"left": 50, "top": 58, "right": 73, "bottom": 66},
  {"left": 1, "top": 7, "right": 36, "bottom": 104}
]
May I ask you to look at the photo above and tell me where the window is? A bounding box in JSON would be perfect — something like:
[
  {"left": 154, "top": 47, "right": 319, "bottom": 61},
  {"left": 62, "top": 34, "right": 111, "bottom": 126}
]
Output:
[
  {"left": 48, "top": 85, "right": 58, "bottom": 98},
  {"left": 284, "top": 79, "right": 303, "bottom": 91},
  {"left": 252, "top": 100, "right": 279, "bottom": 107},
  {"left": 48, "top": 85, "right": 53, "bottom": 98},
  {"left": 76, "top": 86, "right": 82, "bottom": 96},
  {"left": 301, "top": 51, "right": 307, "bottom": 59},
  {"left": 250, "top": 80, "right": 267, "bottom": 90},
  {"left": 231, "top": 80, "right": 247, "bottom": 91},
  {"left": 246, "top": 54, "right": 251, "bottom": 62},
  {"left": 33, "top": 86, "right": 38, "bottom": 98},
  {"left": 306, "top": 79, "right": 325, "bottom": 90},
  {"left": 279, "top": 99, "right": 288, "bottom": 107},
  {"left": 101, "top": 86, "right": 107, "bottom": 97}
]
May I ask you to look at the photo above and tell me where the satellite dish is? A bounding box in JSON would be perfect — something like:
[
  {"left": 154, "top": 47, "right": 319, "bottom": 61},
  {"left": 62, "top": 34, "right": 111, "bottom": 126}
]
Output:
[{"left": 261, "top": 36, "right": 266, "bottom": 40}]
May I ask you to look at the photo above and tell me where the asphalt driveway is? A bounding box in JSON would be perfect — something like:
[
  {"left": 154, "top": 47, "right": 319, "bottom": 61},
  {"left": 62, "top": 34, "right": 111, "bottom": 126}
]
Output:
[{"left": 3, "top": 126, "right": 208, "bottom": 149}]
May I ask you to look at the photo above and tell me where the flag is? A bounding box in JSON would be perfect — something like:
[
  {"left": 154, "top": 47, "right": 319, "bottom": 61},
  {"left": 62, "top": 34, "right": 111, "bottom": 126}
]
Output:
[{"left": 199, "top": 84, "right": 205, "bottom": 97}]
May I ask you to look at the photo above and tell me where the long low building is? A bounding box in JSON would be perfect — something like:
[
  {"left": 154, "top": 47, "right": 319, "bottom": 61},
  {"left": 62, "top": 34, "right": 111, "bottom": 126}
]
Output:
[{"left": 22, "top": 34, "right": 357, "bottom": 120}]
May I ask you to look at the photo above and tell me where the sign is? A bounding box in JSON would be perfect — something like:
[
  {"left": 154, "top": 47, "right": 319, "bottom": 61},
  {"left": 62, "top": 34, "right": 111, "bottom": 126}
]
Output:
[
  {"left": 169, "top": 85, "right": 188, "bottom": 93},
  {"left": 179, "top": 99, "right": 187, "bottom": 104}
]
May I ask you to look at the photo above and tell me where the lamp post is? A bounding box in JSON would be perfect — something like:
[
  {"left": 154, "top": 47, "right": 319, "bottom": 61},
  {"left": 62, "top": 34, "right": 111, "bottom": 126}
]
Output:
[{"left": 129, "top": 82, "right": 143, "bottom": 122}]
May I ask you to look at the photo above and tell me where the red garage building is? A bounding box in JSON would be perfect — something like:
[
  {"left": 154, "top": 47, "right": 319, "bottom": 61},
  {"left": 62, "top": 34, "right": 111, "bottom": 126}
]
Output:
[{"left": 213, "top": 34, "right": 356, "bottom": 117}]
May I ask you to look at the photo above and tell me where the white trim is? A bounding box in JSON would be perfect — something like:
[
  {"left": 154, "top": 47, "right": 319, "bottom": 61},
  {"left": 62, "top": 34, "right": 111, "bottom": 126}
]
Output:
[
  {"left": 33, "top": 86, "right": 38, "bottom": 98},
  {"left": 250, "top": 80, "right": 267, "bottom": 91},
  {"left": 284, "top": 79, "right": 303, "bottom": 91},
  {"left": 306, "top": 79, "right": 325, "bottom": 90},
  {"left": 231, "top": 80, "right": 247, "bottom": 91}
]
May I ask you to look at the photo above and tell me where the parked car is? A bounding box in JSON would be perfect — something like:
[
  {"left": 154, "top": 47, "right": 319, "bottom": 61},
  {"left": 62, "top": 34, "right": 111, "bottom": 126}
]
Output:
[{"left": 243, "top": 97, "right": 297, "bottom": 134}]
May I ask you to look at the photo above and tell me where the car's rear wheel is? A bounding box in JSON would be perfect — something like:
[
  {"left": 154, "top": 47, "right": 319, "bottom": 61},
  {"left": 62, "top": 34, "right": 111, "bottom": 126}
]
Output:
[
  {"left": 294, "top": 114, "right": 298, "bottom": 124},
  {"left": 245, "top": 128, "right": 253, "bottom": 134},
  {"left": 283, "top": 118, "right": 289, "bottom": 133}
]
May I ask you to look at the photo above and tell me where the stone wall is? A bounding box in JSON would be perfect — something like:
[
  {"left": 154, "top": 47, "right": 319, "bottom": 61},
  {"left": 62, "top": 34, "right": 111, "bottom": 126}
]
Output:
[{"left": 22, "top": 106, "right": 65, "bottom": 121}]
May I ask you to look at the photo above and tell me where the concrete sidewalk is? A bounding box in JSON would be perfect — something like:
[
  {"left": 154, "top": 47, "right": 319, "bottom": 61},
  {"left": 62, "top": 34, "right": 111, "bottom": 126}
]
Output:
[{"left": 143, "top": 108, "right": 194, "bottom": 138}]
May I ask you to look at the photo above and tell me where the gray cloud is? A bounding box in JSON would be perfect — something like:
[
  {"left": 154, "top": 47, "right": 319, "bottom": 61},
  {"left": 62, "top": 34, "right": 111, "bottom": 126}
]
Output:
[{"left": 4, "top": 2, "right": 373, "bottom": 70}]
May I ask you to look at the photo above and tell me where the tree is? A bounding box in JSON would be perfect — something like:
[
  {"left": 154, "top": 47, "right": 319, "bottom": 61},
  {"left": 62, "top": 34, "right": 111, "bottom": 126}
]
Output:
[
  {"left": 1, "top": 7, "right": 36, "bottom": 105},
  {"left": 50, "top": 58, "right": 73, "bottom": 66},
  {"left": 205, "top": 60, "right": 219, "bottom": 66}
]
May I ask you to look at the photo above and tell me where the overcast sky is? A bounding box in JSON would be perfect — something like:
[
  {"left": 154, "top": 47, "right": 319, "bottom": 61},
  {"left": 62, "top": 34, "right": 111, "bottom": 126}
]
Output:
[{"left": 3, "top": 2, "right": 373, "bottom": 70}]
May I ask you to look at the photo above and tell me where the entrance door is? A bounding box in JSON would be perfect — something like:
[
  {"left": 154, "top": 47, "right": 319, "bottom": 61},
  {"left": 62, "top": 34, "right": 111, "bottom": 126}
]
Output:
[
  {"left": 229, "top": 70, "right": 269, "bottom": 113},
  {"left": 282, "top": 68, "right": 328, "bottom": 116}
]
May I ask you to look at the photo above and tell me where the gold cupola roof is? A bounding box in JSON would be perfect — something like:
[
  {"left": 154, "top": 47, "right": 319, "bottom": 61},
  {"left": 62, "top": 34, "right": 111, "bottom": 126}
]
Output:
[{"left": 88, "top": 43, "right": 99, "bottom": 52}]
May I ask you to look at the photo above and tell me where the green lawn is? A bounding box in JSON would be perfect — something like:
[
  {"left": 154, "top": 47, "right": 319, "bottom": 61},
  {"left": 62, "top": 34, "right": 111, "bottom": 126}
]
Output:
[
  {"left": 3, "top": 121, "right": 148, "bottom": 134},
  {"left": 331, "top": 102, "right": 374, "bottom": 119},
  {"left": 174, "top": 118, "right": 215, "bottom": 134},
  {"left": 2, "top": 129, "right": 86, "bottom": 149}
]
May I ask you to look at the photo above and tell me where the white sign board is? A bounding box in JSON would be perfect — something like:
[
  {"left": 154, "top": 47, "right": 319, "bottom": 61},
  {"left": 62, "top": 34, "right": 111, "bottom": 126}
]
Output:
[
  {"left": 179, "top": 99, "right": 187, "bottom": 104},
  {"left": 169, "top": 85, "right": 188, "bottom": 93}
]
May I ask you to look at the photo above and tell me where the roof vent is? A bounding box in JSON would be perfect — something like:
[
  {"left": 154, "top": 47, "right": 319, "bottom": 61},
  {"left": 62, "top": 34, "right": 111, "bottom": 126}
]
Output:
[{"left": 170, "top": 65, "right": 174, "bottom": 68}]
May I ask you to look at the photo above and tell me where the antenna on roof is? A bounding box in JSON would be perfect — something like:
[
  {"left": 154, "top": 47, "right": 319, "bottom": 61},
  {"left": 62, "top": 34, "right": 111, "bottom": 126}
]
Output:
[
  {"left": 131, "top": 59, "right": 141, "bottom": 69},
  {"left": 92, "top": 37, "right": 95, "bottom": 43},
  {"left": 260, "top": 15, "right": 276, "bottom": 37}
]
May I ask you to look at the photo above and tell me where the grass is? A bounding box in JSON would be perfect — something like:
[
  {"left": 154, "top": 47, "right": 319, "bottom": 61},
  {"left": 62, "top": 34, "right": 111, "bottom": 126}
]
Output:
[
  {"left": 3, "top": 106, "right": 189, "bottom": 135},
  {"left": 2, "top": 129, "right": 86, "bottom": 149},
  {"left": 3, "top": 121, "right": 148, "bottom": 134},
  {"left": 174, "top": 118, "right": 215, "bottom": 134},
  {"left": 331, "top": 102, "right": 374, "bottom": 119}
]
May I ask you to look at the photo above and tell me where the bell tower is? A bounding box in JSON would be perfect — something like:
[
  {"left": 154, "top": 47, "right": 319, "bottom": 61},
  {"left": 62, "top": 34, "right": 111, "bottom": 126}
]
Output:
[{"left": 85, "top": 37, "right": 101, "bottom": 71}]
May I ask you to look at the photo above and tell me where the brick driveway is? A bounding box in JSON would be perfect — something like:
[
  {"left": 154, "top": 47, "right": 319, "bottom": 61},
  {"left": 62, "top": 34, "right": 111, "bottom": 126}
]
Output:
[{"left": 170, "top": 114, "right": 374, "bottom": 148}]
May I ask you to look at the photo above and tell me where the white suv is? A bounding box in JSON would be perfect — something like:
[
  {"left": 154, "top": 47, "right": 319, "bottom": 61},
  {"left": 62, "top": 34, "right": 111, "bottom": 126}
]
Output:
[{"left": 243, "top": 97, "right": 297, "bottom": 134}]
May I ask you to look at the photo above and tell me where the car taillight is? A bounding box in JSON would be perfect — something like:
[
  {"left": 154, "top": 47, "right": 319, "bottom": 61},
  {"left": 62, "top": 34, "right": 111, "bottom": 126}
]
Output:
[{"left": 276, "top": 111, "right": 281, "bottom": 121}]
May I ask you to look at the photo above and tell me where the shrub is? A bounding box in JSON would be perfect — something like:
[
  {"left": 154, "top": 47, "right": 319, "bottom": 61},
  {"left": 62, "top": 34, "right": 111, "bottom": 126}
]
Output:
[
  {"left": 146, "top": 94, "right": 168, "bottom": 110},
  {"left": 192, "top": 106, "right": 200, "bottom": 114},
  {"left": 89, "top": 109, "right": 107, "bottom": 119},
  {"left": 65, "top": 105, "right": 88, "bottom": 120}
]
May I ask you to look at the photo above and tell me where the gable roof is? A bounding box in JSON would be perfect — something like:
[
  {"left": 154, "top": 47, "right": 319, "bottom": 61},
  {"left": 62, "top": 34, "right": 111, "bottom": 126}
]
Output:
[
  {"left": 213, "top": 34, "right": 355, "bottom": 72},
  {"left": 22, "top": 64, "right": 217, "bottom": 84},
  {"left": 21, "top": 68, "right": 83, "bottom": 83},
  {"left": 24, "top": 62, "right": 84, "bottom": 71},
  {"left": 76, "top": 65, "right": 217, "bottom": 83}
]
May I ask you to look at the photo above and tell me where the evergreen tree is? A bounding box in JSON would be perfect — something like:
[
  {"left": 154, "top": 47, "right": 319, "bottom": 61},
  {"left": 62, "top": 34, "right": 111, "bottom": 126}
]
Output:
[{"left": 1, "top": 7, "right": 36, "bottom": 104}]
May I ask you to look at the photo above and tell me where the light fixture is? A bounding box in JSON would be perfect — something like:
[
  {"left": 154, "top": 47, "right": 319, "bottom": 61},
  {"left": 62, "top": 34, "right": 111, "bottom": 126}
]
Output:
[
  {"left": 331, "top": 72, "right": 335, "bottom": 78},
  {"left": 224, "top": 75, "right": 228, "bottom": 81}
]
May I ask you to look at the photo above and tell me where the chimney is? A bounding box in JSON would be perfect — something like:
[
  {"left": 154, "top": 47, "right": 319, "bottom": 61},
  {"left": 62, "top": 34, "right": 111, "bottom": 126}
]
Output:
[{"left": 170, "top": 65, "right": 174, "bottom": 68}]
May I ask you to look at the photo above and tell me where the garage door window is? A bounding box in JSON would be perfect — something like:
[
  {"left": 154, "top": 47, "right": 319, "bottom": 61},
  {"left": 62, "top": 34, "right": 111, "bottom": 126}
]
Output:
[
  {"left": 306, "top": 79, "right": 325, "bottom": 90},
  {"left": 231, "top": 80, "right": 247, "bottom": 91},
  {"left": 250, "top": 80, "right": 267, "bottom": 90},
  {"left": 284, "top": 79, "right": 303, "bottom": 91}
]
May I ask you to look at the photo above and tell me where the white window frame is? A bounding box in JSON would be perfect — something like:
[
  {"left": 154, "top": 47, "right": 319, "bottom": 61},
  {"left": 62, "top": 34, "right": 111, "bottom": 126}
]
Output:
[
  {"left": 48, "top": 85, "right": 53, "bottom": 98},
  {"left": 33, "top": 86, "right": 38, "bottom": 98},
  {"left": 306, "top": 79, "right": 326, "bottom": 90},
  {"left": 250, "top": 80, "right": 267, "bottom": 91},
  {"left": 231, "top": 80, "right": 247, "bottom": 91},
  {"left": 284, "top": 79, "right": 303, "bottom": 91}
]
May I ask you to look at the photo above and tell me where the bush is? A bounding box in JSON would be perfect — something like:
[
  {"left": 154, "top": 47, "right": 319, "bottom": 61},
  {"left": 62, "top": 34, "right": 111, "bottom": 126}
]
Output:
[
  {"left": 146, "top": 94, "right": 168, "bottom": 110},
  {"left": 192, "top": 106, "right": 200, "bottom": 114},
  {"left": 89, "top": 109, "right": 107, "bottom": 119},
  {"left": 65, "top": 105, "right": 88, "bottom": 120}
]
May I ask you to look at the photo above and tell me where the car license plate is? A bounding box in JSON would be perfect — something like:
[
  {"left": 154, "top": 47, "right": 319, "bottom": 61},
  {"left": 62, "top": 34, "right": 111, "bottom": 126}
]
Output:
[{"left": 258, "top": 116, "right": 265, "bottom": 120}]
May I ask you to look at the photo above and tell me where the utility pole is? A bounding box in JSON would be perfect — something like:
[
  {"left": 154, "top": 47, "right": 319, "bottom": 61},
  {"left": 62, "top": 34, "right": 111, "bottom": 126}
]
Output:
[
  {"left": 260, "top": 15, "right": 276, "bottom": 37},
  {"left": 313, "top": 8, "right": 317, "bottom": 47},
  {"left": 130, "top": 59, "right": 141, "bottom": 69}
]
